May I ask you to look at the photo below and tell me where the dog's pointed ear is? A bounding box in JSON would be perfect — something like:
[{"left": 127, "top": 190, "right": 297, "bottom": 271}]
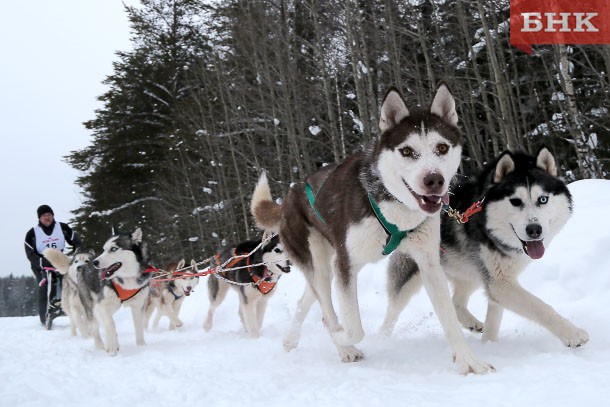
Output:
[
  {"left": 190, "top": 259, "right": 198, "bottom": 271},
  {"left": 177, "top": 259, "right": 185, "bottom": 270},
  {"left": 379, "top": 87, "right": 409, "bottom": 133},
  {"left": 430, "top": 81, "right": 458, "bottom": 126},
  {"left": 88, "top": 249, "right": 96, "bottom": 257},
  {"left": 131, "top": 228, "right": 143, "bottom": 244},
  {"left": 536, "top": 147, "right": 558, "bottom": 177},
  {"left": 494, "top": 151, "right": 515, "bottom": 183}
]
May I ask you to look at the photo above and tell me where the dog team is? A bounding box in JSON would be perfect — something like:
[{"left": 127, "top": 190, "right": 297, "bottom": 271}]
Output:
[{"left": 41, "top": 82, "right": 587, "bottom": 373}]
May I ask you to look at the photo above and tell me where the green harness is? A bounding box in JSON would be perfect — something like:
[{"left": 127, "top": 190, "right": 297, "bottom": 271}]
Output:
[{"left": 305, "top": 182, "right": 411, "bottom": 255}]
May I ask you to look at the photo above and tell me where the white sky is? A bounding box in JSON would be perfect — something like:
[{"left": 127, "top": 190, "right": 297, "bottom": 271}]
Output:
[{"left": 0, "top": 1, "right": 137, "bottom": 277}]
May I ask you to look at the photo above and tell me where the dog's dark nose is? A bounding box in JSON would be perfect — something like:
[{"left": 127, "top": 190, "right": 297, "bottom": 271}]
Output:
[
  {"left": 93, "top": 260, "right": 99, "bottom": 267},
  {"left": 423, "top": 173, "right": 444, "bottom": 194},
  {"left": 526, "top": 223, "right": 542, "bottom": 239}
]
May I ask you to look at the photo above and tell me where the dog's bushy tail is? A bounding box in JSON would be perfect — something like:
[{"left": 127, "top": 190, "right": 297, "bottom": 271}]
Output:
[
  {"left": 251, "top": 172, "right": 282, "bottom": 232},
  {"left": 43, "top": 248, "right": 71, "bottom": 275}
]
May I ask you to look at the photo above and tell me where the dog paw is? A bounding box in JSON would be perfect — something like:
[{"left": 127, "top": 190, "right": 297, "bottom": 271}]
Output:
[
  {"left": 457, "top": 311, "right": 484, "bottom": 333},
  {"left": 283, "top": 332, "right": 300, "bottom": 352},
  {"left": 105, "top": 345, "right": 119, "bottom": 356},
  {"left": 338, "top": 346, "right": 364, "bottom": 363},
  {"left": 453, "top": 352, "right": 495, "bottom": 375},
  {"left": 481, "top": 330, "right": 499, "bottom": 343},
  {"left": 564, "top": 328, "right": 589, "bottom": 348}
]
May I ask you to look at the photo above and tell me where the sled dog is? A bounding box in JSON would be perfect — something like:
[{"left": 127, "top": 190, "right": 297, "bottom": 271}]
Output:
[
  {"left": 144, "top": 259, "right": 200, "bottom": 330},
  {"left": 90, "top": 227, "right": 153, "bottom": 355},
  {"left": 203, "top": 233, "right": 291, "bottom": 338},
  {"left": 381, "top": 148, "right": 589, "bottom": 348},
  {"left": 251, "top": 83, "right": 493, "bottom": 373},
  {"left": 43, "top": 249, "right": 99, "bottom": 339}
]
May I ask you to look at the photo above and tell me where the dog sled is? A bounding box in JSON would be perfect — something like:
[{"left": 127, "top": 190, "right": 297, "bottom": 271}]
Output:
[{"left": 41, "top": 266, "right": 64, "bottom": 330}]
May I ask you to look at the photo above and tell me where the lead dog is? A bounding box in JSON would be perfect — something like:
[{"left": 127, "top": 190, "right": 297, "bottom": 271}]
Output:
[
  {"left": 251, "top": 83, "right": 493, "bottom": 374},
  {"left": 203, "top": 233, "right": 291, "bottom": 338},
  {"left": 144, "top": 259, "right": 200, "bottom": 330},
  {"left": 381, "top": 148, "right": 589, "bottom": 348}
]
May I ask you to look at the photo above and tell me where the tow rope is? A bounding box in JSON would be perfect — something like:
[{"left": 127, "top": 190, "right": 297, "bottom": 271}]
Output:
[{"left": 443, "top": 198, "right": 485, "bottom": 224}]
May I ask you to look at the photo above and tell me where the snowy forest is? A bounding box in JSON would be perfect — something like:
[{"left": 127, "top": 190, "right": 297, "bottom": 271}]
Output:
[{"left": 60, "top": 0, "right": 609, "bottom": 272}]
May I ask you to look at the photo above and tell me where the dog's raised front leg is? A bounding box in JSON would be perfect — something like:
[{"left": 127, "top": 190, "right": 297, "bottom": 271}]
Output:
[
  {"left": 451, "top": 277, "right": 484, "bottom": 333},
  {"left": 486, "top": 279, "right": 589, "bottom": 347},
  {"left": 407, "top": 218, "right": 494, "bottom": 374}
]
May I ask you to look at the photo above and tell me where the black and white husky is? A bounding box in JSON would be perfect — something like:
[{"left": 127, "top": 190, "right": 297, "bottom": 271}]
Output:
[
  {"left": 144, "top": 259, "right": 200, "bottom": 330},
  {"left": 91, "top": 228, "right": 153, "bottom": 355},
  {"left": 251, "top": 84, "right": 494, "bottom": 374},
  {"left": 381, "top": 148, "right": 589, "bottom": 348},
  {"left": 203, "top": 233, "right": 291, "bottom": 338}
]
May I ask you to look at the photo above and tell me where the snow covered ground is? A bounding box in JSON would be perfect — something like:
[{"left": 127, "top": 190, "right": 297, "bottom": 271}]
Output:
[{"left": 2, "top": 179, "right": 609, "bottom": 407}]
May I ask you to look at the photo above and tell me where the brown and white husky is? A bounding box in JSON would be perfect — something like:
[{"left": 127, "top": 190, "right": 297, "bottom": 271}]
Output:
[{"left": 250, "top": 83, "right": 494, "bottom": 374}]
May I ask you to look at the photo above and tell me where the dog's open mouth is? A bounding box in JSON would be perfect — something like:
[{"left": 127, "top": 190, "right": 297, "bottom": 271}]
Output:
[
  {"left": 277, "top": 264, "right": 291, "bottom": 273},
  {"left": 101, "top": 262, "right": 122, "bottom": 280},
  {"left": 404, "top": 181, "right": 449, "bottom": 214},
  {"left": 511, "top": 225, "right": 545, "bottom": 259},
  {"left": 183, "top": 287, "right": 193, "bottom": 296},
  {"left": 521, "top": 239, "right": 545, "bottom": 260}
]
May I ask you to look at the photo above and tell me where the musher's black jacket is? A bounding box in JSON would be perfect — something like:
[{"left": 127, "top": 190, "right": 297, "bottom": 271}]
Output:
[{"left": 24, "top": 221, "right": 82, "bottom": 272}]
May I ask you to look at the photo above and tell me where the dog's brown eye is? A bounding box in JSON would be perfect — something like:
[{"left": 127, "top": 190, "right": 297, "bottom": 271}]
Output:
[
  {"left": 437, "top": 143, "right": 449, "bottom": 155},
  {"left": 400, "top": 147, "right": 414, "bottom": 158}
]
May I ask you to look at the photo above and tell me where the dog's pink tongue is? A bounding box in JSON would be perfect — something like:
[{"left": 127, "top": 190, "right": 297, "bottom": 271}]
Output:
[
  {"left": 526, "top": 240, "right": 545, "bottom": 259},
  {"left": 442, "top": 192, "right": 450, "bottom": 206}
]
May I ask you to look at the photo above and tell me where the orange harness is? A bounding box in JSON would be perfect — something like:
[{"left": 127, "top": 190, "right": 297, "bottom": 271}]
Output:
[
  {"left": 214, "top": 250, "right": 276, "bottom": 295},
  {"left": 110, "top": 266, "right": 156, "bottom": 302}
]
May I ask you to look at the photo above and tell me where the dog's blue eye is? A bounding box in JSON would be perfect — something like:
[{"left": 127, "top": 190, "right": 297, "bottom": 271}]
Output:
[
  {"left": 538, "top": 196, "right": 549, "bottom": 205},
  {"left": 110, "top": 247, "right": 118, "bottom": 252},
  {"left": 509, "top": 198, "right": 523, "bottom": 207}
]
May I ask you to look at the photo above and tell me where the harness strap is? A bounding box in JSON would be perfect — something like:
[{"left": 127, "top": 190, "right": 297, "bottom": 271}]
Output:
[
  {"left": 367, "top": 194, "right": 411, "bottom": 256},
  {"left": 251, "top": 269, "right": 277, "bottom": 295},
  {"left": 167, "top": 283, "right": 182, "bottom": 300},
  {"left": 305, "top": 182, "right": 327, "bottom": 224}
]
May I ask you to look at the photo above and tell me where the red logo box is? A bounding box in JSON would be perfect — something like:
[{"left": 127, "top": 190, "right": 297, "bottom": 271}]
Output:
[{"left": 510, "top": 0, "right": 610, "bottom": 54}]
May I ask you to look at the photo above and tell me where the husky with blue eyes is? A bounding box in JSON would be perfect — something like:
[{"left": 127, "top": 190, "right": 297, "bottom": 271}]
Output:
[{"left": 381, "top": 148, "right": 589, "bottom": 349}]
